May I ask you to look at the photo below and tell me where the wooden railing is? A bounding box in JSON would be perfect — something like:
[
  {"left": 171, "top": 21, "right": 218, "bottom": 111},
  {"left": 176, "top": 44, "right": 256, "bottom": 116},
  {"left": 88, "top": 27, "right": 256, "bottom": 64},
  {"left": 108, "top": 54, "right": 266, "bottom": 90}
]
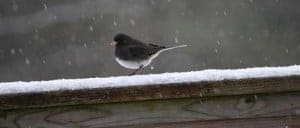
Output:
[{"left": 0, "top": 75, "right": 300, "bottom": 127}]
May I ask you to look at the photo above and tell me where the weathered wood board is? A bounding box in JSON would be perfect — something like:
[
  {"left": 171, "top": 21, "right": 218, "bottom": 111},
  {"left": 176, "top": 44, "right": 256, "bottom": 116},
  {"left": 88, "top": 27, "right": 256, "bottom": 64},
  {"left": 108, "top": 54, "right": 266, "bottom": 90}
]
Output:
[
  {"left": 1, "top": 92, "right": 299, "bottom": 128},
  {"left": 1, "top": 76, "right": 300, "bottom": 110},
  {"left": 0, "top": 75, "right": 299, "bottom": 127},
  {"left": 122, "top": 116, "right": 300, "bottom": 128}
]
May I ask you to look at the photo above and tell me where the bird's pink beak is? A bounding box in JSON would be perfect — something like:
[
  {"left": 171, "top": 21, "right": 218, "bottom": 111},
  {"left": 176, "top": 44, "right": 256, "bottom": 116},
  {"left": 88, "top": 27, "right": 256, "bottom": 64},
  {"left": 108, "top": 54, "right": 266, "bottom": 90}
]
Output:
[{"left": 110, "top": 41, "right": 117, "bottom": 46}]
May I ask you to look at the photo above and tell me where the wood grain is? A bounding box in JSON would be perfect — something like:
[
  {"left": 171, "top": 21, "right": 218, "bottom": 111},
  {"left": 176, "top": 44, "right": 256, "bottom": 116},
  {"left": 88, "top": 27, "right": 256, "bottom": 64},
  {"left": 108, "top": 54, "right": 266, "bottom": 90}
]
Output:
[
  {"left": 0, "top": 76, "right": 299, "bottom": 110},
  {"left": 120, "top": 116, "right": 300, "bottom": 128},
  {"left": 1, "top": 92, "right": 300, "bottom": 128}
]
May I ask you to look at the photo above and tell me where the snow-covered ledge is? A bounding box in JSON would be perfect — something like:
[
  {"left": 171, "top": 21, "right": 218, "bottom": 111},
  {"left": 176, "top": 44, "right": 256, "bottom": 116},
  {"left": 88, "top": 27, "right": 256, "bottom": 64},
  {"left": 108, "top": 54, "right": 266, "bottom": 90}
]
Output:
[
  {"left": 0, "top": 65, "right": 300, "bottom": 109},
  {"left": 1, "top": 65, "right": 300, "bottom": 95}
]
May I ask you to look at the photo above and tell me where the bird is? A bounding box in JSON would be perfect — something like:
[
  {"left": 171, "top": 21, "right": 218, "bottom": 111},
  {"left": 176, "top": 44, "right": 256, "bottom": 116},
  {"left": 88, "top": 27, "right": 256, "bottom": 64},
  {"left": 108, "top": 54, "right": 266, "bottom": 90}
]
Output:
[{"left": 111, "top": 33, "right": 187, "bottom": 75}]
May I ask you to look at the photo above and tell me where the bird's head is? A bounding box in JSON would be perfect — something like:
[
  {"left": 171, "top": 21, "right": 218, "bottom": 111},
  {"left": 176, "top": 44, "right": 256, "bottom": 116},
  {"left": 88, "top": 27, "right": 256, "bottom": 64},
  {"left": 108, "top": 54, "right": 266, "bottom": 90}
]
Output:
[{"left": 111, "top": 33, "right": 132, "bottom": 46}]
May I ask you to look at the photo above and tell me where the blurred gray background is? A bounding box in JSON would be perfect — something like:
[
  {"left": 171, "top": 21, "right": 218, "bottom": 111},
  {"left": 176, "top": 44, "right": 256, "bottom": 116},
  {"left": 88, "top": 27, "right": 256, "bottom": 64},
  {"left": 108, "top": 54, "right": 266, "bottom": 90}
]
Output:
[{"left": 0, "top": 0, "right": 299, "bottom": 82}]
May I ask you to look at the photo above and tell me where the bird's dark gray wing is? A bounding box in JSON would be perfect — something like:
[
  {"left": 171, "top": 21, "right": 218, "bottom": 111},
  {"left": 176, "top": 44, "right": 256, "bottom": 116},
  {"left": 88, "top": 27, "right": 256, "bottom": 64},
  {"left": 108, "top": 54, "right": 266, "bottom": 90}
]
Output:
[
  {"left": 115, "top": 37, "right": 167, "bottom": 61},
  {"left": 127, "top": 45, "right": 152, "bottom": 60},
  {"left": 148, "top": 43, "right": 166, "bottom": 49},
  {"left": 115, "top": 44, "right": 149, "bottom": 61},
  {"left": 126, "top": 44, "right": 164, "bottom": 61}
]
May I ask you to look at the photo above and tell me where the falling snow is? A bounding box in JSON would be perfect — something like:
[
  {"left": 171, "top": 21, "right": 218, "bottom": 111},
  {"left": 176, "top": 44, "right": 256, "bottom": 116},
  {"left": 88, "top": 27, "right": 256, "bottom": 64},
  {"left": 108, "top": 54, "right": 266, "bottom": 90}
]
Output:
[
  {"left": 11, "top": 49, "right": 15, "bottom": 55},
  {"left": 214, "top": 48, "right": 218, "bottom": 53},
  {"left": 43, "top": 3, "right": 47, "bottom": 12},
  {"left": 130, "top": 19, "right": 136, "bottom": 26},
  {"left": 89, "top": 25, "right": 93, "bottom": 31},
  {"left": 113, "top": 21, "right": 118, "bottom": 26},
  {"left": 174, "top": 37, "right": 179, "bottom": 43},
  {"left": 150, "top": 66, "right": 154, "bottom": 70},
  {"left": 239, "top": 60, "right": 243, "bottom": 64},
  {"left": 67, "top": 60, "right": 72, "bottom": 65},
  {"left": 12, "top": 1, "right": 18, "bottom": 11},
  {"left": 18, "top": 48, "right": 23, "bottom": 53},
  {"left": 223, "top": 11, "right": 227, "bottom": 16},
  {"left": 285, "top": 49, "right": 289, "bottom": 53},
  {"left": 25, "top": 58, "right": 31, "bottom": 64}
]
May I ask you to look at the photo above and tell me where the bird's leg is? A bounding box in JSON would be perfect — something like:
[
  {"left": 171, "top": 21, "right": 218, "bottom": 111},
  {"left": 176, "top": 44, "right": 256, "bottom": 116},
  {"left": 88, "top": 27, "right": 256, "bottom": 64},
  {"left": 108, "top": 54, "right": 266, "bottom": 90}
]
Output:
[{"left": 128, "top": 65, "right": 144, "bottom": 76}]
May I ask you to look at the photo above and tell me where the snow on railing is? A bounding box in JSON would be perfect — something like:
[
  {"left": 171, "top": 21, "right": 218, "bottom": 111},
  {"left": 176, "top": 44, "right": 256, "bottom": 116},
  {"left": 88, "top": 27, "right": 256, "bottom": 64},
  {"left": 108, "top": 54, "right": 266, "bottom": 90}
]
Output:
[{"left": 0, "top": 65, "right": 300, "bottom": 95}]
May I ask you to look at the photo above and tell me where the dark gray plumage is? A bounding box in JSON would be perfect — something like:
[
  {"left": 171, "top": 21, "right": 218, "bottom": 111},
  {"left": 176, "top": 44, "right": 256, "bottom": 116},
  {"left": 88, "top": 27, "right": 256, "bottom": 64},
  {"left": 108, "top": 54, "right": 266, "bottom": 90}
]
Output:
[{"left": 112, "top": 33, "right": 187, "bottom": 75}]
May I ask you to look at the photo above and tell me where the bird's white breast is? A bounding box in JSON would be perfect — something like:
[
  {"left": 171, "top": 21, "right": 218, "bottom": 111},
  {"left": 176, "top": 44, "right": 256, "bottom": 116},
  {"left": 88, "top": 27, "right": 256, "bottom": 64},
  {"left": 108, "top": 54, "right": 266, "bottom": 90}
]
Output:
[
  {"left": 115, "top": 58, "right": 147, "bottom": 69},
  {"left": 115, "top": 51, "right": 163, "bottom": 69}
]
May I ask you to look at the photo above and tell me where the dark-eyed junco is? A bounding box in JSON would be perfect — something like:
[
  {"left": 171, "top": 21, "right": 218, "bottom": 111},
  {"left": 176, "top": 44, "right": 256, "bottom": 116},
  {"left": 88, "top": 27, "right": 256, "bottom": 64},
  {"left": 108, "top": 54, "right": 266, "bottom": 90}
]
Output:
[{"left": 111, "top": 33, "right": 187, "bottom": 75}]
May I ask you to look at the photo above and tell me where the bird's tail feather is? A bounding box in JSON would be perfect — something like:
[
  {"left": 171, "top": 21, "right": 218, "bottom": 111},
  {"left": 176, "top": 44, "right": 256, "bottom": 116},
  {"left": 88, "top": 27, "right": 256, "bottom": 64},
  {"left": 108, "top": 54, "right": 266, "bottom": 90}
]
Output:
[{"left": 160, "top": 45, "right": 187, "bottom": 52}]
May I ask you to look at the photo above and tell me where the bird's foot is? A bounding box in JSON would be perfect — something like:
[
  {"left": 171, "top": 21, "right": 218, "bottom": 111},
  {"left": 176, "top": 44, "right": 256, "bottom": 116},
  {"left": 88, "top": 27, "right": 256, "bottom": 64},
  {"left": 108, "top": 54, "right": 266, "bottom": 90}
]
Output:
[{"left": 128, "top": 65, "right": 144, "bottom": 76}]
